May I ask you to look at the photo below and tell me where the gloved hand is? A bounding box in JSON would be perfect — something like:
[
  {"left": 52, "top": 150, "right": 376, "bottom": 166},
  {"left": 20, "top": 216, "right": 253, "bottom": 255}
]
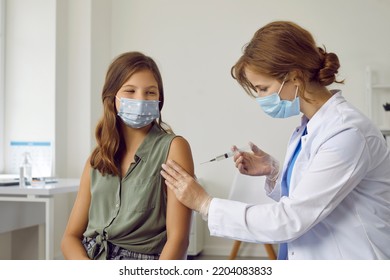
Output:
[
  {"left": 161, "top": 160, "right": 212, "bottom": 219},
  {"left": 232, "top": 142, "right": 280, "bottom": 181}
]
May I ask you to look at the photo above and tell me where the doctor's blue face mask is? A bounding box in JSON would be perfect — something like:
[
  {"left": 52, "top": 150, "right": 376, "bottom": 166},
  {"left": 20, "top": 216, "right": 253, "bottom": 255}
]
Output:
[
  {"left": 116, "top": 96, "right": 160, "bottom": 128},
  {"left": 255, "top": 77, "right": 300, "bottom": 118}
]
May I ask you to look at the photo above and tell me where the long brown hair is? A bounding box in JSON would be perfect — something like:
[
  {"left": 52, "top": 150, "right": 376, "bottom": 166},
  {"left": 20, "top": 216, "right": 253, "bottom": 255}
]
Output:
[
  {"left": 231, "top": 21, "right": 343, "bottom": 98},
  {"left": 90, "top": 52, "right": 172, "bottom": 176}
]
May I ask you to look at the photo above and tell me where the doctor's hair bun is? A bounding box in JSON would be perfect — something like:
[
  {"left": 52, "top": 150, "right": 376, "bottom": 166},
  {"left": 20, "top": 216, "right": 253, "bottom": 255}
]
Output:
[{"left": 316, "top": 47, "right": 344, "bottom": 86}]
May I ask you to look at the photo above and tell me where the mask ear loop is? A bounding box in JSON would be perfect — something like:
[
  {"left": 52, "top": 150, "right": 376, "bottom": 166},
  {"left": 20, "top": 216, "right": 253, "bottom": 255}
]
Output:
[
  {"left": 114, "top": 96, "right": 121, "bottom": 115},
  {"left": 294, "top": 86, "right": 299, "bottom": 98},
  {"left": 277, "top": 75, "right": 288, "bottom": 96}
]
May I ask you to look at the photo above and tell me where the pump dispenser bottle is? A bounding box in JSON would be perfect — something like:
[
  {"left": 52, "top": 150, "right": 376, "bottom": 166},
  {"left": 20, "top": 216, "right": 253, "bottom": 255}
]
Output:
[{"left": 21, "top": 152, "right": 32, "bottom": 186}]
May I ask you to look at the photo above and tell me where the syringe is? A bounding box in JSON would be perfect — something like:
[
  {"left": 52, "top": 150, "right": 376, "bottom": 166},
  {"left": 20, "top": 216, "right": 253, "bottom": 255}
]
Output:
[{"left": 200, "top": 145, "right": 249, "bottom": 164}]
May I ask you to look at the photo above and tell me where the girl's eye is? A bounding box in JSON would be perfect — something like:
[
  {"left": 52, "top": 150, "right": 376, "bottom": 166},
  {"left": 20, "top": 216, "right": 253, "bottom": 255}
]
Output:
[
  {"left": 258, "top": 87, "right": 268, "bottom": 93},
  {"left": 147, "top": 91, "right": 157, "bottom": 95},
  {"left": 125, "top": 90, "right": 135, "bottom": 93}
]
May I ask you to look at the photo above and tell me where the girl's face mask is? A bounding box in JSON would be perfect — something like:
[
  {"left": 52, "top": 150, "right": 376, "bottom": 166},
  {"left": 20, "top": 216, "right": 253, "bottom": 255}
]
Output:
[{"left": 116, "top": 97, "right": 160, "bottom": 128}]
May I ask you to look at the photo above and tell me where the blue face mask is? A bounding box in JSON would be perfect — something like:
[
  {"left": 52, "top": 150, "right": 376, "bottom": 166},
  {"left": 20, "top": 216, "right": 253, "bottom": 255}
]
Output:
[
  {"left": 116, "top": 97, "right": 160, "bottom": 128},
  {"left": 255, "top": 79, "right": 300, "bottom": 118}
]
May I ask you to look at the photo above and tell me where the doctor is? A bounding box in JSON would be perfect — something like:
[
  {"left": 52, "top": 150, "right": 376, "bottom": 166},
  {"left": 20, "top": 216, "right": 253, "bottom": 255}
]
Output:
[{"left": 161, "top": 21, "right": 390, "bottom": 259}]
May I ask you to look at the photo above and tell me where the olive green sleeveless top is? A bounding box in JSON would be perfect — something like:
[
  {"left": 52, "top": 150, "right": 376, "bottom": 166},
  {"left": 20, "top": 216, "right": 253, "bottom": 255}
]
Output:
[{"left": 84, "top": 124, "right": 176, "bottom": 259}]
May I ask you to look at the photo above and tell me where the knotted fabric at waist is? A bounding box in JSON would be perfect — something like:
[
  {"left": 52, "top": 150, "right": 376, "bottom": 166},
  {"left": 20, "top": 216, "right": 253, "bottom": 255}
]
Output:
[
  {"left": 83, "top": 234, "right": 108, "bottom": 260},
  {"left": 82, "top": 235, "right": 160, "bottom": 260}
]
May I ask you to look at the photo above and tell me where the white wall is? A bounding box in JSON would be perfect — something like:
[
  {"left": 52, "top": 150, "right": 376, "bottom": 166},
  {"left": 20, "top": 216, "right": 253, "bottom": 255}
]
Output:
[
  {"left": 57, "top": 0, "right": 92, "bottom": 177},
  {"left": 0, "top": 0, "right": 5, "bottom": 173},
  {"left": 2, "top": 0, "right": 390, "bottom": 259},
  {"left": 4, "top": 0, "right": 55, "bottom": 150},
  {"left": 55, "top": 0, "right": 111, "bottom": 178}
]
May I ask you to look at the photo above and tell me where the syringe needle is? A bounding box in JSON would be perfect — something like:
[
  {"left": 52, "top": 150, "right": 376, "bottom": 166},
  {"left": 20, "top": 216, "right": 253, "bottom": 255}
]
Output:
[
  {"left": 200, "top": 158, "right": 216, "bottom": 165},
  {"left": 200, "top": 145, "right": 249, "bottom": 165}
]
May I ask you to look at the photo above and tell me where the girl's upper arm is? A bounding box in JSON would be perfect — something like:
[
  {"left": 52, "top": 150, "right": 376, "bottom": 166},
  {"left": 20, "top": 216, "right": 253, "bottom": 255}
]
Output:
[
  {"left": 160, "top": 136, "right": 194, "bottom": 259},
  {"left": 63, "top": 159, "right": 92, "bottom": 239}
]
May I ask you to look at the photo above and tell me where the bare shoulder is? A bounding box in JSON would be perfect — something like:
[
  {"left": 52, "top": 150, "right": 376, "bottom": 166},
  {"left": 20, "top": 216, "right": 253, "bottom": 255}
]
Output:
[
  {"left": 170, "top": 136, "right": 191, "bottom": 153},
  {"left": 167, "top": 136, "right": 194, "bottom": 175},
  {"left": 81, "top": 156, "right": 92, "bottom": 178}
]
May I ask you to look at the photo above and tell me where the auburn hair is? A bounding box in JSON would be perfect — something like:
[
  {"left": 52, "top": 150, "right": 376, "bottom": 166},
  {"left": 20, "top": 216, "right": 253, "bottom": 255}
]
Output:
[
  {"left": 231, "top": 21, "right": 343, "bottom": 98},
  {"left": 90, "top": 52, "right": 172, "bottom": 176}
]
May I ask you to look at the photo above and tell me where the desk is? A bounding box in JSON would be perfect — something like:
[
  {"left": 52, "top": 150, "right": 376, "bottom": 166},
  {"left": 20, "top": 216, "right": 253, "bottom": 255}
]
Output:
[{"left": 0, "top": 179, "right": 79, "bottom": 259}]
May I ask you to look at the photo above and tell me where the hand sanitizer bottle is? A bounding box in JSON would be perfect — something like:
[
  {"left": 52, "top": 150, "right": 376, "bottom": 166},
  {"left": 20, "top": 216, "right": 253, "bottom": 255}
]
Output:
[
  {"left": 19, "top": 166, "right": 25, "bottom": 188},
  {"left": 22, "top": 152, "right": 32, "bottom": 186}
]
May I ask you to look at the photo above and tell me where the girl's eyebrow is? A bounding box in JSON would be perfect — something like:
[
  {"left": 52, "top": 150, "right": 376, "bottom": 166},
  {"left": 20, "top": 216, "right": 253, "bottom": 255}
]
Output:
[{"left": 121, "top": 85, "right": 158, "bottom": 89}]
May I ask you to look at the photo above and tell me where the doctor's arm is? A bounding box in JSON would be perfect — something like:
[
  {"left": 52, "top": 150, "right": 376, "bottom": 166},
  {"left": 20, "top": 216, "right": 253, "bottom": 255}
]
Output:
[
  {"left": 61, "top": 160, "right": 91, "bottom": 260},
  {"left": 209, "top": 128, "right": 370, "bottom": 243},
  {"left": 164, "top": 128, "right": 369, "bottom": 243}
]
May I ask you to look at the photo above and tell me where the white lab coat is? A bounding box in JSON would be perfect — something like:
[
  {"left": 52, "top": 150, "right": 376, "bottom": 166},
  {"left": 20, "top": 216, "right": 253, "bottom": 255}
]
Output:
[{"left": 208, "top": 91, "right": 390, "bottom": 259}]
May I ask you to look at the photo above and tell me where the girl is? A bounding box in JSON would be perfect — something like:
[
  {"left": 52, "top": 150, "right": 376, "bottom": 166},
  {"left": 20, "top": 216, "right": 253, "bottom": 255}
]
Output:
[{"left": 62, "top": 52, "right": 194, "bottom": 260}]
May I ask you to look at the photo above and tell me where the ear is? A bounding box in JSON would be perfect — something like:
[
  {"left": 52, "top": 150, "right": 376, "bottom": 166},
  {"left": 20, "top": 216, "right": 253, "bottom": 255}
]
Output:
[{"left": 287, "top": 70, "right": 303, "bottom": 87}]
